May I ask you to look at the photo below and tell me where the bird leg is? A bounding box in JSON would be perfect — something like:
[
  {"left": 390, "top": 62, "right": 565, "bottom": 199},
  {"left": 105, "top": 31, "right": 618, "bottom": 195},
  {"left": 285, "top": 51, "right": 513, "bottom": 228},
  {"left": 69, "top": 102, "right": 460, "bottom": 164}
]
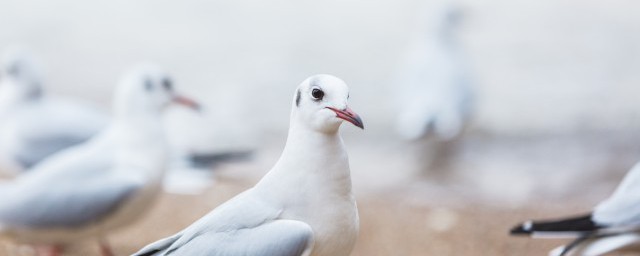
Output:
[
  {"left": 34, "top": 245, "right": 62, "bottom": 256},
  {"left": 98, "top": 239, "right": 114, "bottom": 256}
]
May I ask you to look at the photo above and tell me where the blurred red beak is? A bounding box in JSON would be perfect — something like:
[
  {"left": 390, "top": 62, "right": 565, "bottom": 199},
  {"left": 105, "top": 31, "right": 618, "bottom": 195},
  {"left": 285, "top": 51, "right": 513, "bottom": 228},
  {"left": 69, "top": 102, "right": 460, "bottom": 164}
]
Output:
[
  {"left": 172, "top": 95, "right": 201, "bottom": 111},
  {"left": 327, "top": 106, "right": 364, "bottom": 129}
]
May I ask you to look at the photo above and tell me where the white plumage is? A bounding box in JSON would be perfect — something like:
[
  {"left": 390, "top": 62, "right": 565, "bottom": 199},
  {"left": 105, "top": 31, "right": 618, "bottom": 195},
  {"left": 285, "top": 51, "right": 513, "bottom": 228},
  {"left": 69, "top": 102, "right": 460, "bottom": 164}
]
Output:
[
  {"left": 0, "top": 64, "right": 199, "bottom": 255},
  {"left": 133, "top": 74, "right": 363, "bottom": 256},
  {"left": 0, "top": 47, "right": 107, "bottom": 175}
]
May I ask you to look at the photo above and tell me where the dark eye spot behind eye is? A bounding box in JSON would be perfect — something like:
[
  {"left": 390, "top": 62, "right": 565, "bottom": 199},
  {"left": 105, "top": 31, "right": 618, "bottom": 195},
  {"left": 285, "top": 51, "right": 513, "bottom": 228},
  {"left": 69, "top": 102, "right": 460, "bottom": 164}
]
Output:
[
  {"left": 7, "top": 64, "right": 20, "bottom": 76},
  {"left": 162, "top": 78, "right": 173, "bottom": 91},
  {"left": 295, "top": 89, "right": 301, "bottom": 107},
  {"left": 144, "top": 79, "right": 153, "bottom": 91},
  {"left": 311, "top": 88, "right": 324, "bottom": 101}
]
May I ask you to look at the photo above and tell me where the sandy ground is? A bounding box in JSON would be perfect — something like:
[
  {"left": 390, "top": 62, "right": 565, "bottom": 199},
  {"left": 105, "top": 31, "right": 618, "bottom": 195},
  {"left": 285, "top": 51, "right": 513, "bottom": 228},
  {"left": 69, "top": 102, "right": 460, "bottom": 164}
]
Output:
[
  {"left": 2, "top": 132, "right": 640, "bottom": 256},
  {"left": 2, "top": 179, "right": 581, "bottom": 256}
]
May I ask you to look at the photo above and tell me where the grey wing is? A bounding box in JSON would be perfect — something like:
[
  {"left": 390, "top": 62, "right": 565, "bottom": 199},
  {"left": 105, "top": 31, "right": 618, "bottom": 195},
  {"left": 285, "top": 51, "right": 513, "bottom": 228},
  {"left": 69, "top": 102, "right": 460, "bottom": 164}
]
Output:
[
  {"left": 14, "top": 135, "right": 89, "bottom": 168},
  {"left": 0, "top": 173, "right": 141, "bottom": 228},
  {"left": 12, "top": 99, "right": 107, "bottom": 168},
  {"left": 165, "top": 219, "right": 313, "bottom": 256}
]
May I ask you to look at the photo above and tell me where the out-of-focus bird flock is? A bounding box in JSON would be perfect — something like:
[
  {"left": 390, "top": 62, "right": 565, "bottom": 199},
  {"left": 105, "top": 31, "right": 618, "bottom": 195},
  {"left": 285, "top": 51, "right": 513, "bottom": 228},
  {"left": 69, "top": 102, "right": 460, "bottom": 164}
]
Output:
[{"left": 1, "top": 0, "right": 640, "bottom": 255}]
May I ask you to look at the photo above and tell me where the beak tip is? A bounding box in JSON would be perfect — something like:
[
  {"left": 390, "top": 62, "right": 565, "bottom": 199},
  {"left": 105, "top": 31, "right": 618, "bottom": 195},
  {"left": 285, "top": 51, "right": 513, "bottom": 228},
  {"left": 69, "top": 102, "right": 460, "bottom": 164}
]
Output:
[
  {"left": 187, "top": 104, "right": 202, "bottom": 113},
  {"left": 172, "top": 95, "right": 201, "bottom": 112},
  {"left": 353, "top": 114, "right": 364, "bottom": 130},
  {"left": 327, "top": 106, "right": 364, "bottom": 130}
]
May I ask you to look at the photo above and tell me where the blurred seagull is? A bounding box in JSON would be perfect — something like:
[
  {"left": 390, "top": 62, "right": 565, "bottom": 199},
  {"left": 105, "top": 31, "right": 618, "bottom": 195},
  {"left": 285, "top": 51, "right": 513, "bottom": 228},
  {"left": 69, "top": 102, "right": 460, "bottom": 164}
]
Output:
[
  {"left": 511, "top": 162, "right": 640, "bottom": 256},
  {"left": 133, "top": 74, "right": 363, "bottom": 256},
  {"left": 0, "top": 47, "right": 108, "bottom": 175},
  {"left": 0, "top": 64, "right": 200, "bottom": 256},
  {"left": 395, "top": 3, "right": 473, "bottom": 141}
]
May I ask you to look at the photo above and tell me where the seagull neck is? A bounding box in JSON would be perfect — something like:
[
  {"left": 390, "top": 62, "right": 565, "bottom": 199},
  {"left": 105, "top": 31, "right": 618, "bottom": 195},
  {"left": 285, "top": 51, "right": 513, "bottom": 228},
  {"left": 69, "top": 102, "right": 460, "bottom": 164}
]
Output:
[
  {"left": 112, "top": 112, "right": 168, "bottom": 178},
  {"left": 0, "top": 87, "right": 25, "bottom": 112},
  {"left": 113, "top": 107, "right": 164, "bottom": 131},
  {"left": 282, "top": 123, "right": 344, "bottom": 155},
  {"left": 258, "top": 123, "right": 353, "bottom": 197}
]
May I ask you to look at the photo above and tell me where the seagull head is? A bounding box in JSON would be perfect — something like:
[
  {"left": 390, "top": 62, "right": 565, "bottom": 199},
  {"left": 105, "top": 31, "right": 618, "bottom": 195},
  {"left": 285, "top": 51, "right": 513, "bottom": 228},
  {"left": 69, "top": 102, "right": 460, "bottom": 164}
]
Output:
[
  {"left": 292, "top": 74, "right": 364, "bottom": 133},
  {"left": 114, "top": 63, "right": 200, "bottom": 117},
  {"left": 0, "top": 47, "right": 43, "bottom": 101}
]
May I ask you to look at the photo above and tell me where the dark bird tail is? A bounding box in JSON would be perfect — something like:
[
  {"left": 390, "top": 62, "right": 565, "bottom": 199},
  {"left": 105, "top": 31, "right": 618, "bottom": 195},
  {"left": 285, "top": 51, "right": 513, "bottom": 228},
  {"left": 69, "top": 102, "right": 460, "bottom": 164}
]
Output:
[
  {"left": 187, "top": 150, "right": 253, "bottom": 169},
  {"left": 510, "top": 213, "right": 602, "bottom": 238}
]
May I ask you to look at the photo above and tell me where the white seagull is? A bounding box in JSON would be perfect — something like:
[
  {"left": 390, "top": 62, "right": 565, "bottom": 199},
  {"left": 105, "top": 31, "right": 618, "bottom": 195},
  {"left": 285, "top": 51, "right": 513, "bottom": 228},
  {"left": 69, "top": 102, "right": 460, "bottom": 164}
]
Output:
[
  {"left": 0, "top": 48, "right": 108, "bottom": 175},
  {"left": 395, "top": 3, "right": 473, "bottom": 141},
  {"left": 0, "top": 64, "right": 200, "bottom": 256},
  {"left": 511, "top": 162, "right": 640, "bottom": 256},
  {"left": 133, "top": 74, "right": 364, "bottom": 256}
]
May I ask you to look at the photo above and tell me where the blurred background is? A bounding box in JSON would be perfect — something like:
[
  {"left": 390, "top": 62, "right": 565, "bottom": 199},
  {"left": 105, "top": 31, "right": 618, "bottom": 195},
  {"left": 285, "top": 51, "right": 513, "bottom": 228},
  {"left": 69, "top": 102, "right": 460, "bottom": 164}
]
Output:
[{"left": 1, "top": 0, "right": 640, "bottom": 255}]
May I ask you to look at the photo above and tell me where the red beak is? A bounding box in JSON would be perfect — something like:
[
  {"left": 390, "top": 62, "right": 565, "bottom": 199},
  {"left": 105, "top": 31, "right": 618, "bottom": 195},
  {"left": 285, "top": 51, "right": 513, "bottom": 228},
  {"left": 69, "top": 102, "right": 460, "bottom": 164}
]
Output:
[
  {"left": 172, "top": 94, "right": 201, "bottom": 111},
  {"left": 326, "top": 106, "right": 364, "bottom": 129}
]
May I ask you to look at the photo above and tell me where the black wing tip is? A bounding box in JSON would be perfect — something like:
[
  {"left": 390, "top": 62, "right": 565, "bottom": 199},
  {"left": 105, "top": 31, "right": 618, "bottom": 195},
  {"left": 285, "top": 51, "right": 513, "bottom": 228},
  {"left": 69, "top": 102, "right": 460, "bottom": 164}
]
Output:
[
  {"left": 510, "top": 221, "right": 533, "bottom": 235},
  {"left": 509, "top": 213, "right": 600, "bottom": 235}
]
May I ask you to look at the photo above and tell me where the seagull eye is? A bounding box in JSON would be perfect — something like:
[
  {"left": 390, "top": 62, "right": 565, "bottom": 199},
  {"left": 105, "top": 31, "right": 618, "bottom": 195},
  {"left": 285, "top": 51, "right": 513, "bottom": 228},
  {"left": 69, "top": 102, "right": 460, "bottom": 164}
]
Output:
[
  {"left": 311, "top": 88, "right": 324, "bottom": 101},
  {"left": 162, "top": 78, "right": 173, "bottom": 91}
]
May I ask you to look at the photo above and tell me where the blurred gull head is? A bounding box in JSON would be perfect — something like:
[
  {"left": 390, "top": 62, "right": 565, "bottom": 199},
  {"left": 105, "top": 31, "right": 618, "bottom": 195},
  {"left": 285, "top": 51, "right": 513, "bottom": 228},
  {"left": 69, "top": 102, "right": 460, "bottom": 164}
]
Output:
[
  {"left": 113, "top": 63, "right": 200, "bottom": 118},
  {"left": 0, "top": 47, "right": 43, "bottom": 103}
]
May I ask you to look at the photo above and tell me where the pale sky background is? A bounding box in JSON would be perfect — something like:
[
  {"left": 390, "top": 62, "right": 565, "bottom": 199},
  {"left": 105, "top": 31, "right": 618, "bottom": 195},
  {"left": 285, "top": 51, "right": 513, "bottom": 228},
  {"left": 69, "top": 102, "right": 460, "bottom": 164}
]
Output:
[{"left": 1, "top": 0, "right": 639, "bottom": 150}]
